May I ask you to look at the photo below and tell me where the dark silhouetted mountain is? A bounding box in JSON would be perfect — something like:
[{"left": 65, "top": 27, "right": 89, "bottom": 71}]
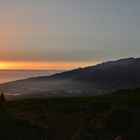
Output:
[{"left": 1, "top": 57, "right": 140, "bottom": 96}]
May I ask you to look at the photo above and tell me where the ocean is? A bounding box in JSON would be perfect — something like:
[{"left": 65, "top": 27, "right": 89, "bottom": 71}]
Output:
[{"left": 0, "top": 70, "right": 63, "bottom": 84}]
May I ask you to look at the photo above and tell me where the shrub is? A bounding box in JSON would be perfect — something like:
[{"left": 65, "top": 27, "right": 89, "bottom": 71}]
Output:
[{"left": 105, "top": 108, "right": 133, "bottom": 132}]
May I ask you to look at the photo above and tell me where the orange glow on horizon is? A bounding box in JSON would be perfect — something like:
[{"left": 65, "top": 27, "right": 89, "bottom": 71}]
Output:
[
  {"left": 0, "top": 61, "right": 98, "bottom": 70},
  {"left": 0, "top": 63, "right": 10, "bottom": 70}
]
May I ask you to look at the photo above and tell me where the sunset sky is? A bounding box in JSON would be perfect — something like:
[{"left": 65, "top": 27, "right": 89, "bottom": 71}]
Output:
[{"left": 0, "top": 0, "right": 140, "bottom": 70}]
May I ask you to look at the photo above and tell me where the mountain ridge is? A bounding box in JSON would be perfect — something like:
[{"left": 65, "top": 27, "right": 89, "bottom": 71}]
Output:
[{"left": 0, "top": 57, "right": 140, "bottom": 96}]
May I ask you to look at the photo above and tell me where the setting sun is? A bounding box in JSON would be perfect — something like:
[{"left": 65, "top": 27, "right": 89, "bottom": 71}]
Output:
[{"left": 0, "top": 62, "right": 11, "bottom": 70}]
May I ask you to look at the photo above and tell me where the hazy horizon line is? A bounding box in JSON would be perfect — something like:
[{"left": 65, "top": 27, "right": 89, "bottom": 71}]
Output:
[{"left": 0, "top": 69, "right": 66, "bottom": 71}]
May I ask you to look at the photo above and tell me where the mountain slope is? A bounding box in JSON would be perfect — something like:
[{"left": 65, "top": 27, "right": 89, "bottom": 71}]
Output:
[{"left": 1, "top": 57, "right": 140, "bottom": 96}]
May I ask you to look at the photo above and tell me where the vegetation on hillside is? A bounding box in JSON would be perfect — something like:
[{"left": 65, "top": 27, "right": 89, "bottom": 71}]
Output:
[{"left": 0, "top": 90, "right": 140, "bottom": 140}]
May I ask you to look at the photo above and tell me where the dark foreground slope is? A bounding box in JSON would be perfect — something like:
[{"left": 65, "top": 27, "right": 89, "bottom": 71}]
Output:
[
  {"left": 1, "top": 57, "right": 140, "bottom": 96},
  {"left": 1, "top": 88, "right": 140, "bottom": 140}
]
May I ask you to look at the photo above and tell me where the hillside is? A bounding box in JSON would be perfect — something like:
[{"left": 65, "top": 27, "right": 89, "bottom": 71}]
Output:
[{"left": 0, "top": 88, "right": 140, "bottom": 140}]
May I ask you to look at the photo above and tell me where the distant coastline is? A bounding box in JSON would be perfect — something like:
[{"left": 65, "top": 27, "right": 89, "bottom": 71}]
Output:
[{"left": 0, "top": 70, "right": 64, "bottom": 84}]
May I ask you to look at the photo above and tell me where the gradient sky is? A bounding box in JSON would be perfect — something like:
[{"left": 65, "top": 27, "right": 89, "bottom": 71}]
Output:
[{"left": 0, "top": 0, "right": 140, "bottom": 69}]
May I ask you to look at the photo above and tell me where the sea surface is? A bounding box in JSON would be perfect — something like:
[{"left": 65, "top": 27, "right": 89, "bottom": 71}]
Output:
[{"left": 0, "top": 70, "right": 63, "bottom": 84}]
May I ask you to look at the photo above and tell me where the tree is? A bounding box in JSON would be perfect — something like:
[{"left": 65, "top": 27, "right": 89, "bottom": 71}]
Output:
[
  {"left": 0, "top": 93, "right": 6, "bottom": 102},
  {"left": 0, "top": 93, "right": 6, "bottom": 112}
]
